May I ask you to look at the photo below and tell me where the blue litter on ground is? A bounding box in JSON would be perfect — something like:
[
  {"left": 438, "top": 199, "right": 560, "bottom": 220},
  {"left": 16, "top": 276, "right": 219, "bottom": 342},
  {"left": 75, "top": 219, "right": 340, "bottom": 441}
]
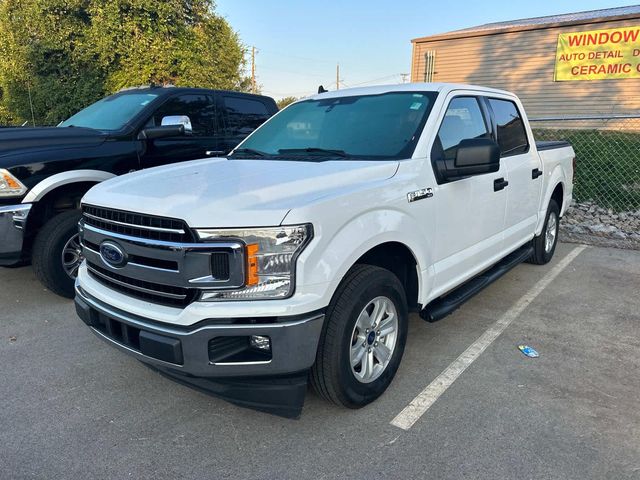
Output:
[{"left": 518, "top": 345, "right": 539, "bottom": 358}]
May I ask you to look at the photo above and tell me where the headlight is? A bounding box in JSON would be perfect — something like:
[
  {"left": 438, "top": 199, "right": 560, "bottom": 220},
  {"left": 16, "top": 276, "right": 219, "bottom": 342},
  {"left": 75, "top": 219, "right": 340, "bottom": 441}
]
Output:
[
  {"left": 195, "top": 224, "right": 313, "bottom": 300},
  {"left": 0, "top": 169, "right": 27, "bottom": 198}
]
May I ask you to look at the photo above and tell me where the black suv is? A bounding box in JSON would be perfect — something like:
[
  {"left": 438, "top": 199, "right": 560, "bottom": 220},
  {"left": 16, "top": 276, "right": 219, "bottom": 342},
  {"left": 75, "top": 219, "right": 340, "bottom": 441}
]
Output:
[{"left": 0, "top": 87, "right": 278, "bottom": 297}]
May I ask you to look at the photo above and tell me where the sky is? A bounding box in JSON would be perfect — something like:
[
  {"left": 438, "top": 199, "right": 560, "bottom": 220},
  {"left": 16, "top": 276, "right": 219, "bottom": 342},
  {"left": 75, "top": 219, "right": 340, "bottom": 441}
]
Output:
[{"left": 216, "top": 0, "right": 633, "bottom": 100}]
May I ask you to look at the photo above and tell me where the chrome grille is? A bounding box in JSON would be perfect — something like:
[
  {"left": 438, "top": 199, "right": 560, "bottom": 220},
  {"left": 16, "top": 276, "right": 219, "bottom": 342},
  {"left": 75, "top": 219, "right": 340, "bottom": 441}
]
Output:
[
  {"left": 82, "top": 205, "right": 194, "bottom": 243},
  {"left": 87, "top": 262, "right": 197, "bottom": 307},
  {"left": 79, "top": 208, "right": 246, "bottom": 308}
]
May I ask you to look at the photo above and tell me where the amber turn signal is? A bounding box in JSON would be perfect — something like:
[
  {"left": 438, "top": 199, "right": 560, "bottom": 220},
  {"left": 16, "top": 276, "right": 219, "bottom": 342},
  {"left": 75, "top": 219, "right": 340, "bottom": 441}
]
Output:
[{"left": 246, "top": 243, "right": 259, "bottom": 286}]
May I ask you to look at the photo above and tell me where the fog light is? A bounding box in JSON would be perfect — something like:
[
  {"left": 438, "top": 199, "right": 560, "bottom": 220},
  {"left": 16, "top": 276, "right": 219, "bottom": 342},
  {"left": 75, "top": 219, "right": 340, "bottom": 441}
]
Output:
[{"left": 250, "top": 335, "right": 271, "bottom": 352}]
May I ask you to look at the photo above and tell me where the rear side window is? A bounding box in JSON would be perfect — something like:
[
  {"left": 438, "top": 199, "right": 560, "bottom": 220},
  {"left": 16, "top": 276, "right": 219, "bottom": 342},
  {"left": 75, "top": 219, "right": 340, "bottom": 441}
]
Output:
[
  {"left": 433, "top": 96, "right": 491, "bottom": 161},
  {"left": 223, "top": 96, "right": 271, "bottom": 134},
  {"left": 488, "top": 98, "right": 529, "bottom": 156}
]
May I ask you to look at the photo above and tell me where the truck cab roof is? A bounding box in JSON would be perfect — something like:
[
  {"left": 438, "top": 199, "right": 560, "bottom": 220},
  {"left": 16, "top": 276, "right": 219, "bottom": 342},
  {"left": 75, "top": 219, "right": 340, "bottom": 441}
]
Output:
[
  {"left": 112, "top": 85, "right": 276, "bottom": 103},
  {"left": 307, "top": 82, "right": 516, "bottom": 101}
]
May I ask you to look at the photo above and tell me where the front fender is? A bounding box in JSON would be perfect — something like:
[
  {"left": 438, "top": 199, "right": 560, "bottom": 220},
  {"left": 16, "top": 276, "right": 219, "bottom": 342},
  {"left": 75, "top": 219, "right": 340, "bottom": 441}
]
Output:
[
  {"left": 295, "top": 206, "right": 434, "bottom": 307},
  {"left": 22, "top": 170, "right": 116, "bottom": 203}
]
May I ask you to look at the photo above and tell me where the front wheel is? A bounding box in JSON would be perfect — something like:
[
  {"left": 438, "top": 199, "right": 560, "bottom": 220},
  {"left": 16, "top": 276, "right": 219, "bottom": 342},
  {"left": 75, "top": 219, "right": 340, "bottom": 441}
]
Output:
[
  {"left": 528, "top": 199, "right": 560, "bottom": 265},
  {"left": 32, "top": 210, "right": 83, "bottom": 298},
  {"left": 311, "top": 264, "right": 408, "bottom": 408}
]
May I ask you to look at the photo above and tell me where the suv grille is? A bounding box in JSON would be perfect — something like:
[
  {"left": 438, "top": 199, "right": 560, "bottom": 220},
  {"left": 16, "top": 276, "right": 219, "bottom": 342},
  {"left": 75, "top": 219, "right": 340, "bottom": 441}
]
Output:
[
  {"left": 82, "top": 205, "right": 194, "bottom": 243},
  {"left": 86, "top": 262, "right": 197, "bottom": 307}
]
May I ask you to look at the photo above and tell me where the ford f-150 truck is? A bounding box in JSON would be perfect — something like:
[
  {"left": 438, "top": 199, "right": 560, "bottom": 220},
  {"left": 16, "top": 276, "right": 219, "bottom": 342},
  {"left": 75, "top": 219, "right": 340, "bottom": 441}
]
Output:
[
  {"left": 74, "top": 83, "right": 574, "bottom": 417},
  {"left": 0, "top": 87, "right": 277, "bottom": 297}
]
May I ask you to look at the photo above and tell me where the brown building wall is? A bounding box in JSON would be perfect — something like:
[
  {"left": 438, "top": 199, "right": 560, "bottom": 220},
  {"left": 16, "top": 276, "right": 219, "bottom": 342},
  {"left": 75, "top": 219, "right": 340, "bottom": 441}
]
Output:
[{"left": 411, "top": 17, "right": 640, "bottom": 119}]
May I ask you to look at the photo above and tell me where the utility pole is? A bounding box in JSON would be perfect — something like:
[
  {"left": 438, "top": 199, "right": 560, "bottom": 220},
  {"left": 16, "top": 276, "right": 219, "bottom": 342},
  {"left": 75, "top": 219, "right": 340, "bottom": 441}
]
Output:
[
  {"left": 400, "top": 73, "right": 409, "bottom": 84},
  {"left": 251, "top": 46, "right": 257, "bottom": 94},
  {"left": 336, "top": 63, "right": 340, "bottom": 90}
]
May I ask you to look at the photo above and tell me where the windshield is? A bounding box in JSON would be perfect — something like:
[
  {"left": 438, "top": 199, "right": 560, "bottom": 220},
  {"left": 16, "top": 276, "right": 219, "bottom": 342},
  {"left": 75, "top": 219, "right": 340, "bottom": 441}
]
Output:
[
  {"left": 234, "top": 91, "right": 438, "bottom": 160},
  {"left": 59, "top": 92, "right": 159, "bottom": 130}
]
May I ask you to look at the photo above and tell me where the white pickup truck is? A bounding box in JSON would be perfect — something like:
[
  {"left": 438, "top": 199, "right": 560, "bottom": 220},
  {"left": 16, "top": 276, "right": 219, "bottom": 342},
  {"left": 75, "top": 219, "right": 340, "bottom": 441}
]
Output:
[{"left": 74, "top": 83, "right": 574, "bottom": 417}]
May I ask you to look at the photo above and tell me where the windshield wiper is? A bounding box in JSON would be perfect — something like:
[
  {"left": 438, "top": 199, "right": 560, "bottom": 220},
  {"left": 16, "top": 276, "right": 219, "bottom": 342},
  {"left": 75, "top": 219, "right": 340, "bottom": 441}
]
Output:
[
  {"left": 229, "top": 148, "right": 271, "bottom": 157},
  {"left": 278, "top": 147, "right": 350, "bottom": 158}
]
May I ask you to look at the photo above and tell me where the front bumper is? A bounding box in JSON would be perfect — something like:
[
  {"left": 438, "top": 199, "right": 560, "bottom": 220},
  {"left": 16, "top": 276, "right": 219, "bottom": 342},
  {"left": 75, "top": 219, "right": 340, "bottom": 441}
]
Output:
[
  {"left": 75, "top": 285, "right": 325, "bottom": 417},
  {"left": 0, "top": 204, "right": 31, "bottom": 266}
]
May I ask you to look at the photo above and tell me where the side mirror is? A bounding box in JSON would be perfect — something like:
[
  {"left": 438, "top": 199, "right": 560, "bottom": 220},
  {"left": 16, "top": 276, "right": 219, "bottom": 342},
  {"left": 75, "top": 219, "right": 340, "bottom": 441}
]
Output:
[
  {"left": 137, "top": 124, "right": 185, "bottom": 140},
  {"left": 455, "top": 138, "right": 500, "bottom": 168},
  {"left": 441, "top": 138, "right": 500, "bottom": 181},
  {"left": 161, "top": 115, "right": 192, "bottom": 134}
]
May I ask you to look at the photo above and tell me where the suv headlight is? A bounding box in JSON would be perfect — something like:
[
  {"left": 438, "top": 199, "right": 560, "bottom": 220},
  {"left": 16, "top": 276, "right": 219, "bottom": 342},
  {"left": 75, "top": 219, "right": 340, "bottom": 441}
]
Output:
[
  {"left": 0, "top": 169, "right": 27, "bottom": 198},
  {"left": 195, "top": 224, "right": 313, "bottom": 300}
]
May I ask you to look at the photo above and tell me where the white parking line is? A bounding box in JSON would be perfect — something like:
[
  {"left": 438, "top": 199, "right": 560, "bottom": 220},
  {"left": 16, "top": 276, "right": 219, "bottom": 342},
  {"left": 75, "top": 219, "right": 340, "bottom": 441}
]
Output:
[{"left": 390, "top": 245, "right": 587, "bottom": 431}]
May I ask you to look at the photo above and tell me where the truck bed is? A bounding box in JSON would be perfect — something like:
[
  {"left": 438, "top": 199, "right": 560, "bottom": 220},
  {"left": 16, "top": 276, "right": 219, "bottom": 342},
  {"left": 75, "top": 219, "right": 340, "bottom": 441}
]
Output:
[{"left": 536, "top": 140, "right": 571, "bottom": 151}]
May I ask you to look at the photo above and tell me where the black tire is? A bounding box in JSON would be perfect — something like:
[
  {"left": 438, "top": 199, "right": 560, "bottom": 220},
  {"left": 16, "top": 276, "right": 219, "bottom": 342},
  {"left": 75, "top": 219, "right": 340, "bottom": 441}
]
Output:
[
  {"left": 528, "top": 199, "right": 560, "bottom": 265},
  {"left": 311, "top": 264, "right": 408, "bottom": 408},
  {"left": 32, "top": 210, "right": 83, "bottom": 298}
]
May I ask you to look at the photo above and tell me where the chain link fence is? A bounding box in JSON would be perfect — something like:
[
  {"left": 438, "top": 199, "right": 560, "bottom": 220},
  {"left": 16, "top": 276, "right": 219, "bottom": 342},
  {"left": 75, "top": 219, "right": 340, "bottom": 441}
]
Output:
[{"left": 531, "top": 114, "right": 640, "bottom": 250}]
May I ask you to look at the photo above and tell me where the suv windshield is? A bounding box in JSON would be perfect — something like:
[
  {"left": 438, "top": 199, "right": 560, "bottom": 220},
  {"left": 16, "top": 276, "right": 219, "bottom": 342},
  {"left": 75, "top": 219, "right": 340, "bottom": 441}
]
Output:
[
  {"left": 59, "top": 92, "right": 159, "bottom": 130},
  {"left": 234, "top": 91, "right": 438, "bottom": 160}
]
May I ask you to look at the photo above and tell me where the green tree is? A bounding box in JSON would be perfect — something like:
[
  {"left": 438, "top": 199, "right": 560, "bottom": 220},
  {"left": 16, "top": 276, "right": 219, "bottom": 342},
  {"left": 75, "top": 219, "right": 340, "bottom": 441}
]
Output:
[
  {"left": 85, "top": 0, "right": 248, "bottom": 92},
  {"left": 0, "top": 0, "right": 103, "bottom": 125},
  {"left": 276, "top": 96, "right": 298, "bottom": 110},
  {"left": 0, "top": 0, "right": 248, "bottom": 126}
]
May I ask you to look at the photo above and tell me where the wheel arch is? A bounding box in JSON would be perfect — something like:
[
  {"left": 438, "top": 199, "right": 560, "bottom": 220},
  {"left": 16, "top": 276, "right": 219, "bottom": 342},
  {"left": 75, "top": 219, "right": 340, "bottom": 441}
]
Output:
[
  {"left": 22, "top": 170, "right": 115, "bottom": 203},
  {"left": 355, "top": 242, "right": 421, "bottom": 312},
  {"left": 551, "top": 182, "right": 564, "bottom": 213},
  {"left": 535, "top": 168, "right": 566, "bottom": 236},
  {"left": 22, "top": 175, "right": 109, "bottom": 257}
]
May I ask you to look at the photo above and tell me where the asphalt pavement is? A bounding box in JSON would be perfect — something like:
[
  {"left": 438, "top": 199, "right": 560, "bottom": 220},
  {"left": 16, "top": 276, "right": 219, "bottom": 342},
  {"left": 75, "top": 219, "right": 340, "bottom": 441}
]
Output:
[{"left": 1, "top": 243, "right": 639, "bottom": 479}]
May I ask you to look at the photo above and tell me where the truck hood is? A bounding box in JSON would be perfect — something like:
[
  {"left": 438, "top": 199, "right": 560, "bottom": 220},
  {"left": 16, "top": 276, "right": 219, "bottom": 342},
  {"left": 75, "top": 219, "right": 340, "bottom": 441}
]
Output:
[
  {"left": 0, "top": 127, "right": 107, "bottom": 160},
  {"left": 83, "top": 157, "right": 399, "bottom": 227}
]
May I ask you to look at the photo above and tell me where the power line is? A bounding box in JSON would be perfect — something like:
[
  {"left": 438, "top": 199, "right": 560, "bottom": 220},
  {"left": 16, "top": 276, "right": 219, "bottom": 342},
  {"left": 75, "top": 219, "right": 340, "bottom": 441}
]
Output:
[
  {"left": 257, "top": 49, "right": 336, "bottom": 64},
  {"left": 257, "top": 64, "right": 329, "bottom": 79},
  {"left": 262, "top": 89, "right": 317, "bottom": 97},
  {"left": 346, "top": 73, "right": 404, "bottom": 87}
]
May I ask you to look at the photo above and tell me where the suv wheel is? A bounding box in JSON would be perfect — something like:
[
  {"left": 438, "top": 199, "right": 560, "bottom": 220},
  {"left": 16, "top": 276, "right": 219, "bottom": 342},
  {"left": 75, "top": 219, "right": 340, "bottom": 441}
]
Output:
[
  {"left": 311, "top": 264, "right": 408, "bottom": 408},
  {"left": 32, "top": 210, "right": 83, "bottom": 298}
]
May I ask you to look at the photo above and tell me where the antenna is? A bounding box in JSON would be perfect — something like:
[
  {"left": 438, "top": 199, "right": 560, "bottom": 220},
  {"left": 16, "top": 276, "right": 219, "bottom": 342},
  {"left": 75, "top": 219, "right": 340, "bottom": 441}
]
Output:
[
  {"left": 251, "top": 46, "right": 257, "bottom": 94},
  {"left": 26, "top": 80, "right": 36, "bottom": 126}
]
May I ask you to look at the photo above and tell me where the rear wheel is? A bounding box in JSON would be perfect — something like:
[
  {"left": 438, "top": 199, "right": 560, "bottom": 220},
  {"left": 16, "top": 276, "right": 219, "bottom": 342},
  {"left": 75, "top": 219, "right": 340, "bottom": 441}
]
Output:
[
  {"left": 529, "top": 199, "right": 560, "bottom": 265},
  {"left": 311, "top": 264, "right": 408, "bottom": 408},
  {"left": 32, "top": 210, "right": 83, "bottom": 298}
]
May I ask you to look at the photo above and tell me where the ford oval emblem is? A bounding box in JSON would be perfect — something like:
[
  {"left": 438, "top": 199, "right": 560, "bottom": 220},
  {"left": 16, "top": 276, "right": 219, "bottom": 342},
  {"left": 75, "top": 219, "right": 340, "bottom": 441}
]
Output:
[{"left": 99, "top": 241, "right": 127, "bottom": 268}]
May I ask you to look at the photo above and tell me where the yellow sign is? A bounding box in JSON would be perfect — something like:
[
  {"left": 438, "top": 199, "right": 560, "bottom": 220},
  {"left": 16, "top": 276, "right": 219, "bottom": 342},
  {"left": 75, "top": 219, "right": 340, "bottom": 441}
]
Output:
[{"left": 554, "top": 26, "right": 640, "bottom": 81}]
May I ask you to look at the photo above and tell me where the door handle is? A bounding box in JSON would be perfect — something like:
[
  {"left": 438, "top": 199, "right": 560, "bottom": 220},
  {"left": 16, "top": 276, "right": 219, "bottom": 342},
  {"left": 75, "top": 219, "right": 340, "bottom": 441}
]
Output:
[
  {"left": 493, "top": 178, "right": 509, "bottom": 191},
  {"left": 532, "top": 168, "right": 543, "bottom": 179},
  {"left": 206, "top": 150, "right": 225, "bottom": 156}
]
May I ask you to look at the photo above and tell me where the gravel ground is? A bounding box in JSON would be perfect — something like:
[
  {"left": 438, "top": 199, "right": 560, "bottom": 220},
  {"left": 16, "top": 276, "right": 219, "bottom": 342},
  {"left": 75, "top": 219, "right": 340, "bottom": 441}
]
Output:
[{"left": 561, "top": 202, "right": 640, "bottom": 250}]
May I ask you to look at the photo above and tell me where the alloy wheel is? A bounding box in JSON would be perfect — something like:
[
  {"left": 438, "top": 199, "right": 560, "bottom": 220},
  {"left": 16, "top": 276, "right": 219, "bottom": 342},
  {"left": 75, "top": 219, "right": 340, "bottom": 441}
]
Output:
[
  {"left": 349, "top": 296, "right": 399, "bottom": 384},
  {"left": 61, "top": 233, "right": 83, "bottom": 279}
]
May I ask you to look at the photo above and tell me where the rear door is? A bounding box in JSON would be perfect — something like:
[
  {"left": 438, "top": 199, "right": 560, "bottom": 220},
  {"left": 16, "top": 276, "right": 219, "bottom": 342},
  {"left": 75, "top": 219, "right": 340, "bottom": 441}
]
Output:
[
  {"left": 429, "top": 94, "right": 508, "bottom": 294},
  {"left": 485, "top": 96, "right": 542, "bottom": 252},
  {"left": 218, "top": 94, "right": 273, "bottom": 154},
  {"left": 140, "top": 93, "right": 219, "bottom": 169}
]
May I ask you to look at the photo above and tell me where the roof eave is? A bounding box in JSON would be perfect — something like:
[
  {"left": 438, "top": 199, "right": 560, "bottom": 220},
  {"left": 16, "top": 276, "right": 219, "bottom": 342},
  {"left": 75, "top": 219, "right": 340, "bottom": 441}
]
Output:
[{"left": 411, "top": 12, "right": 640, "bottom": 44}]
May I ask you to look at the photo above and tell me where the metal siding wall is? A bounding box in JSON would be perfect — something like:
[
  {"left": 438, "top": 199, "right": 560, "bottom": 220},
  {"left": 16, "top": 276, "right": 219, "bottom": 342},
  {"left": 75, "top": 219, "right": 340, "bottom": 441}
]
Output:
[{"left": 412, "top": 18, "right": 640, "bottom": 118}]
